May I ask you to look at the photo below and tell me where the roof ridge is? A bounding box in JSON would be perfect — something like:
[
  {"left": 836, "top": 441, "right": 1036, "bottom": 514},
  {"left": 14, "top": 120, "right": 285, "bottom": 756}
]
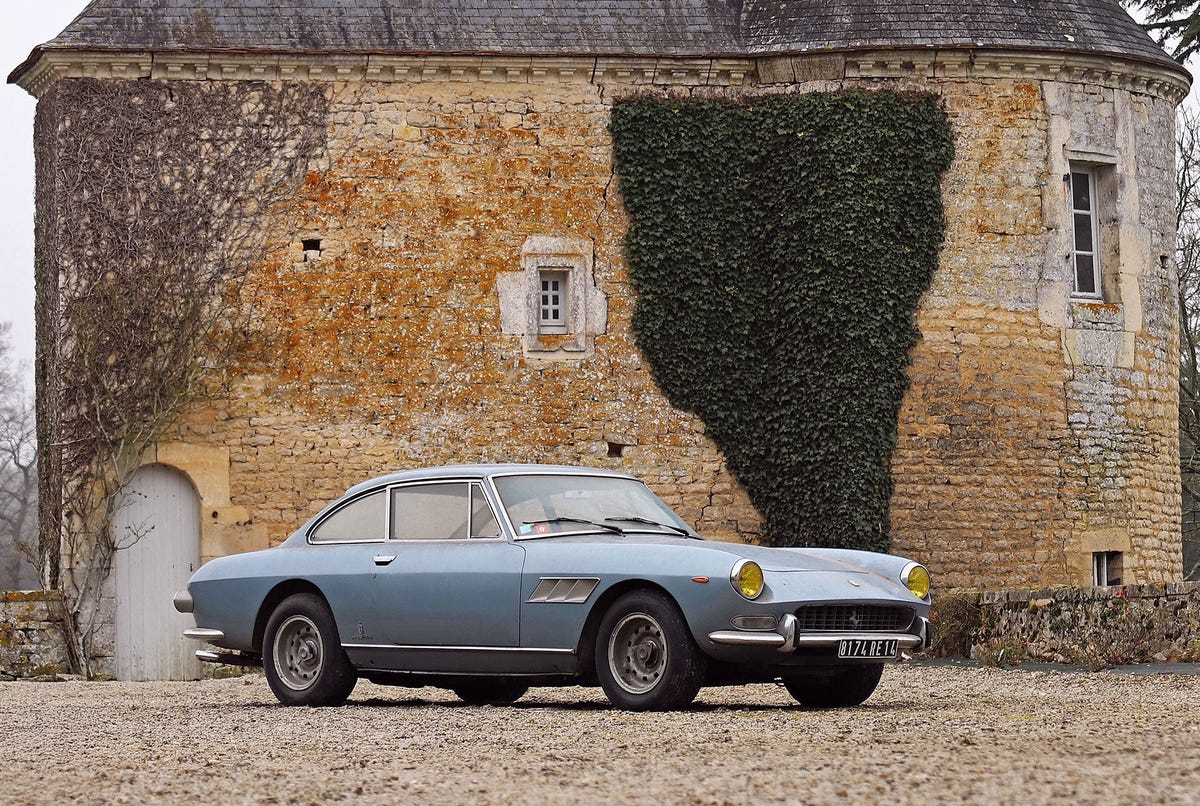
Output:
[{"left": 15, "top": 0, "right": 1186, "bottom": 78}]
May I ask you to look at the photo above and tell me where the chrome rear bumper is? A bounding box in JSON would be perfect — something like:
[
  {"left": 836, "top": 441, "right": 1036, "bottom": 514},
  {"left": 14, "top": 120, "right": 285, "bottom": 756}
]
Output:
[
  {"left": 196, "top": 649, "right": 262, "bottom": 668},
  {"left": 183, "top": 627, "right": 225, "bottom": 642}
]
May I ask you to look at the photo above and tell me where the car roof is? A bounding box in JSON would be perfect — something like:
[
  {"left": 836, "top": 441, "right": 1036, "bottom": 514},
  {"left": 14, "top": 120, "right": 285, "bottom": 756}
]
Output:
[{"left": 341, "top": 463, "right": 639, "bottom": 498}]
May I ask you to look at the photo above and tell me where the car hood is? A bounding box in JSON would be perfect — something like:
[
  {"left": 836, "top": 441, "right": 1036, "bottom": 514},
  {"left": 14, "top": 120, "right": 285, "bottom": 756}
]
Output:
[
  {"left": 535, "top": 533, "right": 899, "bottom": 574},
  {"left": 713, "top": 543, "right": 875, "bottom": 573}
]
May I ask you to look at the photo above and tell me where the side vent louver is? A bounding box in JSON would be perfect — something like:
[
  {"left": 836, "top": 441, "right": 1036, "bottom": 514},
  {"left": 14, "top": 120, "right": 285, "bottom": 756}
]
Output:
[{"left": 527, "top": 577, "right": 600, "bottom": 604}]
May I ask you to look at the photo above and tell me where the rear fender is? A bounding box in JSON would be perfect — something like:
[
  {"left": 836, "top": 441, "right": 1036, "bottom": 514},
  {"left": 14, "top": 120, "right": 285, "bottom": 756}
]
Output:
[{"left": 251, "top": 579, "right": 328, "bottom": 653}]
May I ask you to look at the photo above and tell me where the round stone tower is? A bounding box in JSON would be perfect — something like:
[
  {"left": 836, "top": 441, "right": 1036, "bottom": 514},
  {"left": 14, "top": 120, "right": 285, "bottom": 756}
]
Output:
[{"left": 11, "top": 0, "right": 1192, "bottom": 609}]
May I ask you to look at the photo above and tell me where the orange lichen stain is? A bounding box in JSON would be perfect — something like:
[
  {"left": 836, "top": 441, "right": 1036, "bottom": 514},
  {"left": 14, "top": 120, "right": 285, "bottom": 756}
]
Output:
[{"left": 229, "top": 112, "right": 641, "bottom": 442}]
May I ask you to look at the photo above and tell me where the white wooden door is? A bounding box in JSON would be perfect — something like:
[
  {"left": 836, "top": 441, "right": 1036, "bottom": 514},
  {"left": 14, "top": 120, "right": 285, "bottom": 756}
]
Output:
[{"left": 113, "top": 464, "right": 202, "bottom": 680}]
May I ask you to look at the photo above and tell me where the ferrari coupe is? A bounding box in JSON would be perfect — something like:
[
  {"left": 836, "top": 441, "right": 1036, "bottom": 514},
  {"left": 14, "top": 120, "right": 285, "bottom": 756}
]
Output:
[{"left": 174, "top": 464, "right": 932, "bottom": 710}]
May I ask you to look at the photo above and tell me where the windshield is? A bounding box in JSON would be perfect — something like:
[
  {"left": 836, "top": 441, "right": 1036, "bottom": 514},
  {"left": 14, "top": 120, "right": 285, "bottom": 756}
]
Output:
[{"left": 492, "top": 474, "right": 695, "bottom": 538}]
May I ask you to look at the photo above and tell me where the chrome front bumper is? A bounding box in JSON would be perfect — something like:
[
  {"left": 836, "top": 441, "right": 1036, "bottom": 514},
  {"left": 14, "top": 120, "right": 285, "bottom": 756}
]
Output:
[{"left": 708, "top": 613, "right": 931, "bottom": 653}]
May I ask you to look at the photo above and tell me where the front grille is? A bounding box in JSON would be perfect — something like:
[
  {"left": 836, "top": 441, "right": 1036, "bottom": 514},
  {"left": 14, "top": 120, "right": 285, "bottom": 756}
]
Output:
[{"left": 794, "top": 604, "right": 914, "bottom": 633}]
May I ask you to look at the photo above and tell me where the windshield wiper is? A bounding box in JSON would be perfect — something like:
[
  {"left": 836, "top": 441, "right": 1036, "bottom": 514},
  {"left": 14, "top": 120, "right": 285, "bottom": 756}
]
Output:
[
  {"left": 605, "top": 516, "right": 694, "bottom": 537},
  {"left": 523, "top": 517, "right": 625, "bottom": 536}
]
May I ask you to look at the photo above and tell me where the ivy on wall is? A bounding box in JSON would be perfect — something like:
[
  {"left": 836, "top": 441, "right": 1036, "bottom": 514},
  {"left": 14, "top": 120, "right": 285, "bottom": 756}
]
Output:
[{"left": 611, "top": 91, "right": 953, "bottom": 551}]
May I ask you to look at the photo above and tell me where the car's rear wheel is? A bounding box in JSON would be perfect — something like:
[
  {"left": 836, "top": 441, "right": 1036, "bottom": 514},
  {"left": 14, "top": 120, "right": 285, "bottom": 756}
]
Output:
[
  {"left": 450, "top": 678, "right": 530, "bottom": 705},
  {"left": 595, "top": 589, "right": 704, "bottom": 711},
  {"left": 264, "top": 593, "right": 357, "bottom": 707},
  {"left": 782, "top": 663, "right": 884, "bottom": 708}
]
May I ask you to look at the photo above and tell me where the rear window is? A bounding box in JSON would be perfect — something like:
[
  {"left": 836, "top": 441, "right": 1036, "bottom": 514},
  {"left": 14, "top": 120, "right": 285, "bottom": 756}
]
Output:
[{"left": 309, "top": 490, "right": 386, "bottom": 543}]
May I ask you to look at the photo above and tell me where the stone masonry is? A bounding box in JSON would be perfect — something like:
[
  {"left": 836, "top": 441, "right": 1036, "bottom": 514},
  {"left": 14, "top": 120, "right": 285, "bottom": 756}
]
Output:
[
  {"left": 13, "top": 4, "right": 1191, "bottom": 645},
  {"left": 115, "top": 51, "right": 1181, "bottom": 593},
  {"left": 0, "top": 590, "right": 70, "bottom": 679},
  {"left": 970, "top": 582, "right": 1200, "bottom": 665}
]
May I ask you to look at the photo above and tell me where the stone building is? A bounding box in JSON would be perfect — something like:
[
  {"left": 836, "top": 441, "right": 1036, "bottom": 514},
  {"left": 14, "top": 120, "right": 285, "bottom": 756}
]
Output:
[{"left": 9, "top": 1, "right": 1192, "bottom": 676}]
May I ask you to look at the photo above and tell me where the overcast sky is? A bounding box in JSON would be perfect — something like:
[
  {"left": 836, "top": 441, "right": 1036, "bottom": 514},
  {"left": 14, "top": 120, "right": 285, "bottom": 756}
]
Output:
[{"left": 0, "top": 3, "right": 88, "bottom": 386}]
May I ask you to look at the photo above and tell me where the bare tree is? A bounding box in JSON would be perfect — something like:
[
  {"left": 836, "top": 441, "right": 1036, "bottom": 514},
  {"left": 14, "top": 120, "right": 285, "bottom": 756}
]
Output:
[
  {"left": 1176, "top": 106, "right": 1200, "bottom": 579},
  {"left": 34, "top": 79, "right": 328, "bottom": 674},
  {"left": 0, "top": 324, "right": 38, "bottom": 590},
  {"left": 0, "top": 393, "right": 38, "bottom": 589}
]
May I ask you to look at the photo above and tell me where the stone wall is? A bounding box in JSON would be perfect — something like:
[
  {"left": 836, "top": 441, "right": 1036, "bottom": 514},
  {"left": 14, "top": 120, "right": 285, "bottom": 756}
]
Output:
[
  {"left": 0, "top": 591, "right": 69, "bottom": 679},
  {"left": 964, "top": 583, "right": 1200, "bottom": 666},
  {"left": 36, "top": 50, "right": 1186, "bottom": 606},
  {"left": 169, "top": 75, "right": 765, "bottom": 558},
  {"left": 889, "top": 74, "right": 1182, "bottom": 588}
]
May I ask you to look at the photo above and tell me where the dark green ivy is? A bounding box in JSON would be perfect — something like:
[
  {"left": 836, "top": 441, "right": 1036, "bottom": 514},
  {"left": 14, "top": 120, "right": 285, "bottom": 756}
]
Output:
[{"left": 611, "top": 91, "right": 954, "bottom": 551}]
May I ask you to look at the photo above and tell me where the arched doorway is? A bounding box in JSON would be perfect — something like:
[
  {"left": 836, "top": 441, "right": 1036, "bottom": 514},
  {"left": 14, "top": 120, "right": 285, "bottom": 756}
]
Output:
[{"left": 113, "top": 464, "right": 202, "bottom": 680}]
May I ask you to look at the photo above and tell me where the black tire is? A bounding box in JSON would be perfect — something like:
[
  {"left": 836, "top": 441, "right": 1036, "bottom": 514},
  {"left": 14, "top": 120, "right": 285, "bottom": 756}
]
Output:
[
  {"left": 783, "top": 663, "right": 884, "bottom": 708},
  {"left": 263, "top": 593, "right": 357, "bottom": 707},
  {"left": 595, "top": 589, "right": 705, "bottom": 711},
  {"left": 450, "top": 678, "right": 530, "bottom": 705}
]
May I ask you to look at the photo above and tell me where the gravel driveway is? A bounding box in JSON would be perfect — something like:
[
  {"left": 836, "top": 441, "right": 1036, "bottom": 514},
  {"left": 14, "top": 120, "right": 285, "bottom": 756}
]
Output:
[{"left": 3, "top": 662, "right": 1198, "bottom": 805}]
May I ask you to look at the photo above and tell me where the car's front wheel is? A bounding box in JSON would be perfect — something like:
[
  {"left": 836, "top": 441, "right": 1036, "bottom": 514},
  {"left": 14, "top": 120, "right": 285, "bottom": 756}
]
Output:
[
  {"left": 264, "top": 593, "right": 357, "bottom": 707},
  {"left": 782, "top": 663, "right": 884, "bottom": 708},
  {"left": 450, "top": 678, "right": 530, "bottom": 705},
  {"left": 595, "top": 589, "right": 704, "bottom": 711}
]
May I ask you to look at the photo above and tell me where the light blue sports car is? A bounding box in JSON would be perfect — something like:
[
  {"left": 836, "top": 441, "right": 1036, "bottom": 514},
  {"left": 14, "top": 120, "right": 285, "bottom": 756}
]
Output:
[{"left": 174, "top": 464, "right": 932, "bottom": 711}]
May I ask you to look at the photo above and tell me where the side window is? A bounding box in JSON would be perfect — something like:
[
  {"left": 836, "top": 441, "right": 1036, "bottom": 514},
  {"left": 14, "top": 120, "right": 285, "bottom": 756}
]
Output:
[
  {"left": 470, "top": 483, "right": 501, "bottom": 537},
  {"left": 1070, "top": 167, "right": 1102, "bottom": 299},
  {"left": 390, "top": 482, "right": 470, "bottom": 540},
  {"left": 310, "top": 490, "right": 386, "bottom": 543}
]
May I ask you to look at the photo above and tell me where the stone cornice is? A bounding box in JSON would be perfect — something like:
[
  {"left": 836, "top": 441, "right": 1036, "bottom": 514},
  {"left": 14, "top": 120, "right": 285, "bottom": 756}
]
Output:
[
  {"left": 768, "top": 48, "right": 1191, "bottom": 105},
  {"left": 12, "top": 47, "right": 1190, "bottom": 105}
]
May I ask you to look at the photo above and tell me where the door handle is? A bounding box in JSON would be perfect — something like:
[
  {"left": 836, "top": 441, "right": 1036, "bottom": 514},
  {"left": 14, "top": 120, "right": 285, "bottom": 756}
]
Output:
[{"left": 373, "top": 554, "right": 396, "bottom": 566}]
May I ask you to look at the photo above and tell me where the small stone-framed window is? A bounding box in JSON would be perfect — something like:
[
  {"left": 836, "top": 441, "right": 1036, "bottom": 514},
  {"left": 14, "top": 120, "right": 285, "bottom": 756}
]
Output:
[
  {"left": 1092, "top": 550, "right": 1123, "bottom": 586},
  {"left": 497, "top": 235, "right": 607, "bottom": 359},
  {"left": 1070, "top": 167, "right": 1102, "bottom": 299},
  {"left": 539, "top": 270, "right": 569, "bottom": 334}
]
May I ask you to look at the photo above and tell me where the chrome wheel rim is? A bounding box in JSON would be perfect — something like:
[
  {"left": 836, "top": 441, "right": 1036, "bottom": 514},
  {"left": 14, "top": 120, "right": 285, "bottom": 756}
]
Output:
[
  {"left": 273, "top": 614, "right": 324, "bottom": 691},
  {"left": 608, "top": 612, "right": 667, "bottom": 694}
]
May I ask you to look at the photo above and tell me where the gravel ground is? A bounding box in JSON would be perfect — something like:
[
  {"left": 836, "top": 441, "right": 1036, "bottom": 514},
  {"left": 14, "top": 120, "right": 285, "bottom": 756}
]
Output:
[{"left": 2, "top": 663, "right": 1198, "bottom": 805}]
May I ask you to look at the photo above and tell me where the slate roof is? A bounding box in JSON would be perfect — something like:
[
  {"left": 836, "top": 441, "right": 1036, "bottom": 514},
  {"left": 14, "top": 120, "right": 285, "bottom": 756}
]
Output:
[{"left": 13, "top": 0, "right": 1186, "bottom": 79}]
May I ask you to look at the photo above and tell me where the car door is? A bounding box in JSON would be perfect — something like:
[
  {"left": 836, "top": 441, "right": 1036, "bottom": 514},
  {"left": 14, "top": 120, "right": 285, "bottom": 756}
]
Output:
[
  {"left": 302, "top": 485, "right": 391, "bottom": 647},
  {"left": 370, "top": 480, "right": 525, "bottom": 648}
]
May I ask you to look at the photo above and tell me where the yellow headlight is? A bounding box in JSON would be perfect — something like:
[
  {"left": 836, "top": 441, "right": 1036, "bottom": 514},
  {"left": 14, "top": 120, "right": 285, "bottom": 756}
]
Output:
[
  {"left": 903, "top": 563, "right": 931, "bottom": 599},
  {"left": 731, "top": 559, "right": 764, "bottom": 600}
]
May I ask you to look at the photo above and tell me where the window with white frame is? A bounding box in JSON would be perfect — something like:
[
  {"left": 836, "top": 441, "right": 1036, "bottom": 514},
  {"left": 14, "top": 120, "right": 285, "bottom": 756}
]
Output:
[
  {"left": 1070, "top": 167, "right": 1102, "bottom": 298},
  {"left": 1092, "top": 550, "right": 1123, "bottom": 586},
  {"left": 538, "top": 269, "right": 569, "bottom": 334},
  {"left": 497, "top": 234, "right": 603, "bottom": 358}
]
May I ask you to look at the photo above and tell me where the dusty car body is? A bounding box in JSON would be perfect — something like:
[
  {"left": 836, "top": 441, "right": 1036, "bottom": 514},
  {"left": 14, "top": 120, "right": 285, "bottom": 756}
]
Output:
[{"left": 175, "top": 464, "right": 932, "bottom": 710}]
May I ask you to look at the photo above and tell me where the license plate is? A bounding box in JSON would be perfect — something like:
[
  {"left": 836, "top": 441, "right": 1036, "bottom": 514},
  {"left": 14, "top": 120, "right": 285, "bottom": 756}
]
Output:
[{"left": 837, "top": 638, "right": 898, "bottom": 659}]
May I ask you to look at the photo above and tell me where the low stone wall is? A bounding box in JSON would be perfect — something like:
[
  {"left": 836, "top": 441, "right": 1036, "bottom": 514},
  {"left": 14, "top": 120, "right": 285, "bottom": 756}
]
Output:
[
  {"left": 0, "top": 590, "right": 70, "bottom": 679},
  {"left": 931, "top": 583, "right": 1200, "bottom": 667},
  {"left": 6, "top": 583, "right": 1198, "bottom": 677}
]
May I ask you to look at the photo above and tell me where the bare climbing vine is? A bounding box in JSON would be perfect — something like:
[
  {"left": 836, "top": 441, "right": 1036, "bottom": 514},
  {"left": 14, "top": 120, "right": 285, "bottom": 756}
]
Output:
[{"left": 33, "top": 78, "right": 329, "bottom": 674}]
